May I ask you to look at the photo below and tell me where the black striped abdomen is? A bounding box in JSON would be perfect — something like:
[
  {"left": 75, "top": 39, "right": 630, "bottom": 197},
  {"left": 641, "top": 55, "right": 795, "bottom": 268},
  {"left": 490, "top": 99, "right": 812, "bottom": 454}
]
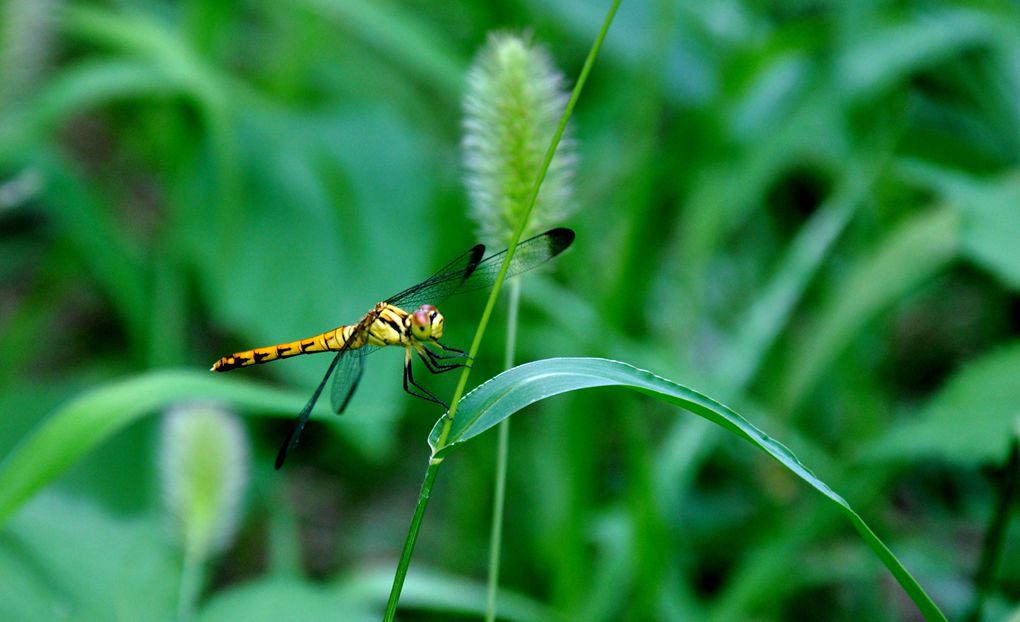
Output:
[{"left": 210, "top": 324, "right": 358, "bottom": 371}]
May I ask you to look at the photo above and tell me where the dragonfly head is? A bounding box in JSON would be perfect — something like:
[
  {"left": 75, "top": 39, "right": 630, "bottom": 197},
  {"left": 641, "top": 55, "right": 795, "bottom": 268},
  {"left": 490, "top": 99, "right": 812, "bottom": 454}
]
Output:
[{"left": 410, "top": 304, "right": 444, "bottom": 341}]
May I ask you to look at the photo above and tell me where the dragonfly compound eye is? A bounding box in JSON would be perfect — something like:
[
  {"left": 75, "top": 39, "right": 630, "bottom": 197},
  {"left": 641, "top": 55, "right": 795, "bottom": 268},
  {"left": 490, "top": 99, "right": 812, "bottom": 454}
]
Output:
[
  {"left": 411, "top": 309, "right": 432, "bottom": 338},
  {"left": 414, "top": 304, "right": 444, "bottom": 339}
]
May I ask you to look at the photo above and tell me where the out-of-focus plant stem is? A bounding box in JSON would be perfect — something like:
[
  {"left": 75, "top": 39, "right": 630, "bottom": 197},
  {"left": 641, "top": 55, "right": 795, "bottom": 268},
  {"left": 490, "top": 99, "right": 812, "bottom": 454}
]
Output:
[
  {"left": 177, "top": 544, "right": 202, "bottom": 621},
  {"left": 486, "top": 277, "right": 521, "bottom": 621},
  {"left": 965, "top": 438, "right": 1020, "bottom": 622}
]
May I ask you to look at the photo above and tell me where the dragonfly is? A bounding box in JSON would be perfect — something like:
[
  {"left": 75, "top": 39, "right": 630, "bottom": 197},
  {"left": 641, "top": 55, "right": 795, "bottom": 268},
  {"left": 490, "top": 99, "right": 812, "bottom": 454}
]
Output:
[{"left": 211, "top": 227, "right": 575, "bottom": 468}]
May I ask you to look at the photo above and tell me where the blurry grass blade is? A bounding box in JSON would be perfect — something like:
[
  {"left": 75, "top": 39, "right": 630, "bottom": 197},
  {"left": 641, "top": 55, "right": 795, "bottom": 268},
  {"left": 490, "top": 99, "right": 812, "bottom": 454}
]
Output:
[
  {"left": 61, "top": 5, "right": 241, "bottom": 249},
  {"left": 715, "top": 166, "right": 874, "bottom": 390},
  {"left": 578, "top": 512, "right": 638, "bottom": 621},
  {"left": 0, "top": 59, "right": 175, "bottom": 159},
  {"left": 780, "top": 207, "right": 959, "bottom": 413},
  {"left": 0, "top": 370, "right": 326, "bottom": 526},
  {"left": 0, "top": 253, "right": 61, "bottom": 386},
  {"left": 837, "top": 6, "right": 996, "bottom": 98},
  {"left": 27, "top": 152, "right": 150, "bottom": 347},
  {"left": 708, "top": 494, "right": 863, "bottom": 619},
  {"left": 954, "top": 176, "right": 1020, "bottom": 290},
  {"left": 863, "top": 341, "right": 1020, "bottom": 464},
  {"left": 897, "top": 160, "right": 1020, "bottom": 290},
  {"left": 58, "top": 4, "right": 232, "bottom": 133},
  {"left": 295, "top": 0, "right": 465, "bottom": 98},
  {"left": 679, "top": 93, "right": 841, "bottom": 283},
  {"left": 61, "top": 5, "right": 225, "bottom": 103},
  {"left": 429, "top": 357, "right": 947, "bottom": 622}
]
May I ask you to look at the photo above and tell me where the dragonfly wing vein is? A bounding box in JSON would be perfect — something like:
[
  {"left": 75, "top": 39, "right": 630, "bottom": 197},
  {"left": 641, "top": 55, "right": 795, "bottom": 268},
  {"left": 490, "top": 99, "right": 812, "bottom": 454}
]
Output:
[
  {"left": 385, "top": 244, "right": 485, "bottom": 308},
  {"left": 330, "top": 346, "right": 368, "bottom": 414},
  {"left": 275, "top": 349, "right": 345, "bottom": 469},
  {"left": 386, "top": 228, "right": 574, "bottom": 309}
]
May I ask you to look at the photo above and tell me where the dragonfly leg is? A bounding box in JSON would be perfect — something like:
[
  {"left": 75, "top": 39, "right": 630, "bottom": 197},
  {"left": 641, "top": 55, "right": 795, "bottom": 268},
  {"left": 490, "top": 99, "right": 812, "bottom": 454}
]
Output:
[
  {"left": 418, "top": 348, "right": 466, "bottom": 374},
  {"left": 403, "top": 358, "right": 449, "bottom": 409},
  {"left": 432, "top": 341, "right": 472, "bottom": 360}
]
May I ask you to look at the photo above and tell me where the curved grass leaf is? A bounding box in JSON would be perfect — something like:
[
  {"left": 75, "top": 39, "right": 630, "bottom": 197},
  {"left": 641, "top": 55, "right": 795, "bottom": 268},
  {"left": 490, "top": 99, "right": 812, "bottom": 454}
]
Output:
[
  {"left": 0, "top": 59, "right": 176, "bottom": 159},
  {"left": 837, "top": 6, "right": 997, "bottom": 98},
  {"left": 61, "top": 6, "right": 226, "bottom": 105},
  {"left": 0, "top": 370, "right": 324, "bottom": 527},
  {"left": 429, "top": 357, "right": 947, "bottom": 622}
]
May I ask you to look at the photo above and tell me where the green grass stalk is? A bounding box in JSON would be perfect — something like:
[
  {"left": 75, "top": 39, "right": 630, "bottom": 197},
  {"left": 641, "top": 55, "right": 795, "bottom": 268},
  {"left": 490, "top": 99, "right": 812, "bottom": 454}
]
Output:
[
  {"left": 176, "top": 543, "right": 203, "bottom": 621},
  {"left": 486, "top": 277, "right": 521, "bottom": 622},
  {"left": 382, "top": 2, "right": 620, "bottom": 619}
]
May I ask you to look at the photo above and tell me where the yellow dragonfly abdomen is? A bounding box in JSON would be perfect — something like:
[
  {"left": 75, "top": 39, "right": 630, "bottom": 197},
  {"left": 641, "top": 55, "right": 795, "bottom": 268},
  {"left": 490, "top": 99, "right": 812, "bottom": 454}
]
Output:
[{"left": 210, "top": 303, "right": 413, "bottom": 371}]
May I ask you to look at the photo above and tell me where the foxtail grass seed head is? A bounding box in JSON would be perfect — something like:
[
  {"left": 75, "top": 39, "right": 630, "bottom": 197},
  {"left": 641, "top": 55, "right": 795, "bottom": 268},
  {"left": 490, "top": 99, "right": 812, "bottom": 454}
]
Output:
[
  {"left": 463, "top": 32, "right": 577, "bottom": 247},
  {"left": 160, "top": 404, "right": 250, "bottom": 560}
]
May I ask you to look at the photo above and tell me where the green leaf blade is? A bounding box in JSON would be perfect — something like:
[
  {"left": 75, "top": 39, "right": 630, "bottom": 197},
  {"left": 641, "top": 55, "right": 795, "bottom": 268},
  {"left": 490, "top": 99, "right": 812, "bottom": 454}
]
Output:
[
  {"left": 0, "top": 370, "right": 322, "bottom": 526},
  {"left": 430, "top": 357, "right": 947, "bottom": 622},
  {"left": 432, "top": 358, "right": 839, "bottom": 501}
]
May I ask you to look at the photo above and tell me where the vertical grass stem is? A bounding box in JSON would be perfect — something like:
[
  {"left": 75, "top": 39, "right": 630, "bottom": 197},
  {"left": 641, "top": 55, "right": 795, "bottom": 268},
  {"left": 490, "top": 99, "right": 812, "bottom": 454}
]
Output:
[
  {"left": 485, "top": 277, "right": 521, "bottom": 621},
  {"left": 382, "top": 2, "right": 620, "bottom": 619},
  {"left": 176, "top": 544, "right": 203, "bottom": 621}
]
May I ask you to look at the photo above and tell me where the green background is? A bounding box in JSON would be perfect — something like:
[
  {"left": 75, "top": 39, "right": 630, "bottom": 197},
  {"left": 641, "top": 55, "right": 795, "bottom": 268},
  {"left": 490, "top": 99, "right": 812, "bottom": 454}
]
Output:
[{"left": 2, "top": 0, "right": 1019, "bottom": 620}]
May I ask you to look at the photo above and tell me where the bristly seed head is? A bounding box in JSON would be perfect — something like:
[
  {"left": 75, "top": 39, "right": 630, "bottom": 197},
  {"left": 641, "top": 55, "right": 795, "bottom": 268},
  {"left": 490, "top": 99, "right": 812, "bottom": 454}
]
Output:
[
  {"left": 462, "top": 32, "right": 577, "bottom": 248},
  {"left": 159, "top": 403, "right": 250, "bottom": 561}
]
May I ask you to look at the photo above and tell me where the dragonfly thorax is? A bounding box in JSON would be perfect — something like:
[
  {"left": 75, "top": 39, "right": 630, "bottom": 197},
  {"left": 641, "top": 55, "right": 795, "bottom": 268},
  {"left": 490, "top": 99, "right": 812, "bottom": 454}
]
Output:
[{"left": 408, "top": 304, "right": 444, "bottom": 342}]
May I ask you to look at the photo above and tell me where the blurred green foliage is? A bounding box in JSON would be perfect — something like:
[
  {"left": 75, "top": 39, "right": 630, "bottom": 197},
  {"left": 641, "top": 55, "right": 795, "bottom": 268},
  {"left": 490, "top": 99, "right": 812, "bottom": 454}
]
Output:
[{"left": 2, "top": 0, "right": 1020, "bottom": 620}]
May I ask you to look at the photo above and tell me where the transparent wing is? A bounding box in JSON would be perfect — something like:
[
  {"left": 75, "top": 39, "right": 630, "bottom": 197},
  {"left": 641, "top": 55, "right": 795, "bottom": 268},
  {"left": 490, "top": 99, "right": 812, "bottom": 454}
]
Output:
[
  {"left": 385, "top": 242, "right": 485, "bottom": 309},
  {"left": 275, "top": 322, "right": 374, "bottom": 469},
  {"left": 275, "top": 349, "right": 345, "bottom": 469},
  {"left": 330, "top": 345, "right": 369, "bottom": 414},
  {"left": 386, "top": 228, "right": 574, "bottom": 310}
]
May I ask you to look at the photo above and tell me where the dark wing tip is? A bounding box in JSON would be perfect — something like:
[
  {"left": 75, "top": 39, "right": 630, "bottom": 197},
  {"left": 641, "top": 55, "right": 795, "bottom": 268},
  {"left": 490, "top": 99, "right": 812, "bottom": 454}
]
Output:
[
  {"left": 275, "top": 429, "right": 299, "bottom": 470},
  {"left": 545, "top": 227, "right": 575, "bottom": 257},
  {"left": 463, "top": 243, "right": 486, "bottom": 280},
  {"left": 334, "top": 372, "right": 363, "bottom": 415},
  {"left": 454, "top": 242, "right": 485, "bottom": 283}
]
